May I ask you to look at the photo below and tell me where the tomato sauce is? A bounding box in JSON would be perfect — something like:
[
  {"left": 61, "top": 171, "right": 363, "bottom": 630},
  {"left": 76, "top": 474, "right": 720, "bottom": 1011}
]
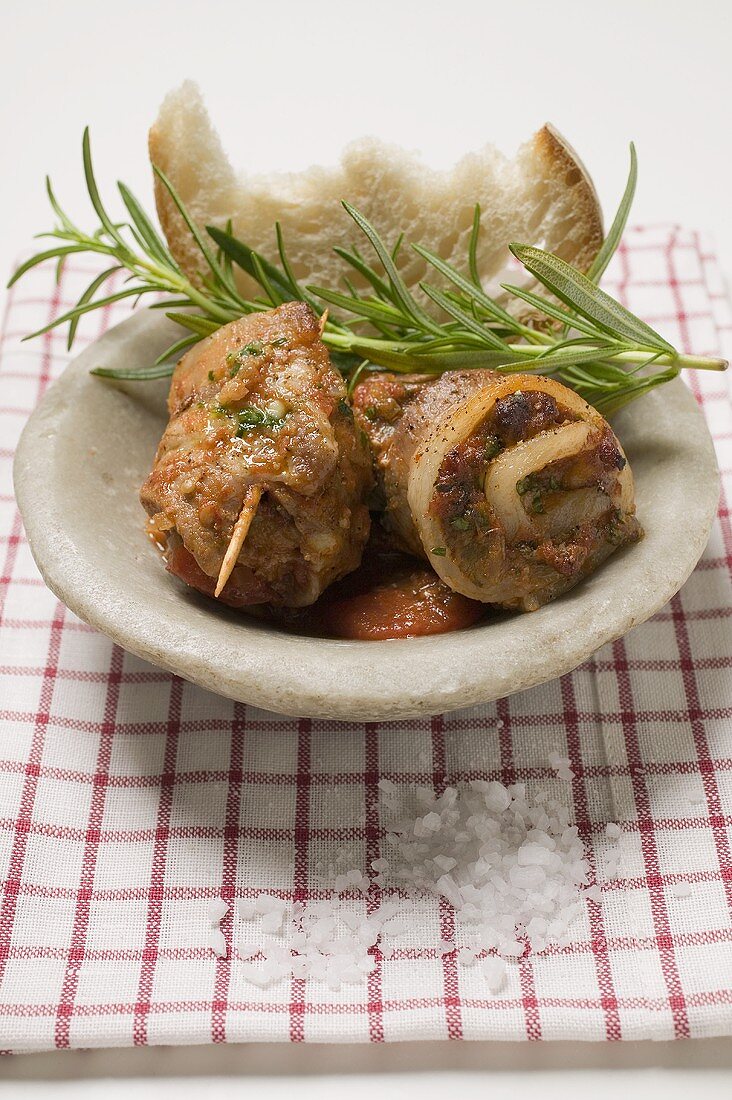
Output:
[
  {"left": 161, "top": 535, "right": 486, "bottom": 641},
  {"left": 165, "top": 542, "right": 275, "bottom": 607},
  {"left": 306, "top": 552, "right": 485, "bottom": 639}
]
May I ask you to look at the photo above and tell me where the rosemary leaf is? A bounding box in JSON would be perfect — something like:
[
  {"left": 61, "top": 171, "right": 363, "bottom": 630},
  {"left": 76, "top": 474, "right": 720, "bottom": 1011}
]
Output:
[
  {"left": 90, "top": 363, "right": 176, "bottom": 380},
  {"left": 67, "top": 265, "right": 123, "bottom": 350},
  {"left": 118, "top": 182, "right": 177, "bottom": 270},
  {"left": 7, "top": 245, "right": 89, "bottom": 287},
  {"left": 413, "top": 242, "right": 535, "bottom": 339},
  {"left": 22, "top": 285, "right": 155, "bottom": 342},
  {"left": 250, "top": 251, "right": 286, "bottom": 306},
  {"left": 152, "top": 166, "right": 239, "bottom": 300},
  {"left": 310, "top": 285, "right": 414, "bottom": 329},
  {"left": 587, "top": 144, "right": 637, "bottom": 284},
  {"left": 206, "top": 225, "right": 294, "bottom": 303},
  {"left": 333, "top": 245, "right": 392, "bottom": 301},
  {"left": 510, "top": 243, "right": 675, "bottom": 353},
  {"left": 82, "top": 129, "right": 130, "bottom": 255},
  {"left": 420, "top": 283, "right": 512, "bottom": 350},
  {"left": 164, "top": 312, "right": 221, "bottom": 337},
  {"left": 501, "top": 282, "right": 605, "bottom": 338},
  {"left": 275, "top": 222, "right": 323, "bottom": 316},
  {"left": 504, "top": 344, "right": 632, "bottom": 372},
  {"left": 153, "top": 333, "right": 200, "bottom": 366},
  {"left": 468, "top": 204, "right": 482, "bottom": 287},
  {"left": 341, "top": 202, "right": 444, "bottom": 336}
]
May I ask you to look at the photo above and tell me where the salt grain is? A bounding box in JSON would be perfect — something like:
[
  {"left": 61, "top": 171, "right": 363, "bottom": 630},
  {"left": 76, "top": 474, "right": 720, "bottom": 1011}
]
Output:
[
  {"left": 482, "top": 956, "right": 506, "bottom": 993},
  {"left": 208, "top": 929, "right": 227, "bottom": 958},
  {"left": 255, "top": 893, "right": 286, "bottom": 915},
  {"left": 548, "top": 750, "right": 574, "bottom": 781},
  {"left": 207, "top": 899, "right": 229, "bottom": 924},
  {"left": 671, "top": 882, "right": 692, "bottom": 898},
  {"left": 605, "top": 823, "right": 622, "bottom": 840},
  {"left": 261, "top": 911, "right": 284, "bottom": 934}
]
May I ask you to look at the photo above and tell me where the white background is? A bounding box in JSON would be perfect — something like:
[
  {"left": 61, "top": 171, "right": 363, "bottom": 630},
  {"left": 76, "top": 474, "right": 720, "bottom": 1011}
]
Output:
[{"left": 2, "top": 0, "right": 732, "bottom": 1093}]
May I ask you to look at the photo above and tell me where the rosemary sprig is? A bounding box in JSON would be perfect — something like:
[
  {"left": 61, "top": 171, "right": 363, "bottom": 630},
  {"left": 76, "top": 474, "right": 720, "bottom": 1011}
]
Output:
[{"left": 8, "top": 132, "right": 727, "bottom": 413}]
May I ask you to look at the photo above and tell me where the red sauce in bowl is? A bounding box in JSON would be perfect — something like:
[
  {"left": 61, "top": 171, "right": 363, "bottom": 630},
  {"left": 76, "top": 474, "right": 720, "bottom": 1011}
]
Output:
[
  {"left": 162, "top": 535, "right": 486, "bottom": 640},
  {"left": 306, "top": 551, "right": 486, "bottom": 640}
]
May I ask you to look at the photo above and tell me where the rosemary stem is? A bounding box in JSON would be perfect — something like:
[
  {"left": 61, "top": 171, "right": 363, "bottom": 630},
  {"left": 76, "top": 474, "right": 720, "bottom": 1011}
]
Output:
[
  {"left": 181, "top": 286, "right": 235, "bottom": 323},
  {"left": 669, "top": 353, "right": 728, "bottom": 372},
  {"left": 322, "top": 331, "right": 728, "bottom": 373}
]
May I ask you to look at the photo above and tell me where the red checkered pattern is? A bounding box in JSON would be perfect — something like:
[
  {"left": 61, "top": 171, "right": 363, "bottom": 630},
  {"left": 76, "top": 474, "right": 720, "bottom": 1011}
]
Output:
[{"left": 0, "top": 227, "right": 731, "bottom": 1052}]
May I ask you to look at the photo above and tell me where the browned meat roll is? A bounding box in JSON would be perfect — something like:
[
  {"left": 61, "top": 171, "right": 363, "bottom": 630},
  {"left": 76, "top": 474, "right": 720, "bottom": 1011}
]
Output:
[
  {"left": 353, "top": 370, "right": 641, "bottom": 611},
  {"left": 141, "top": 303, "right": 372, "bottom": 608}
]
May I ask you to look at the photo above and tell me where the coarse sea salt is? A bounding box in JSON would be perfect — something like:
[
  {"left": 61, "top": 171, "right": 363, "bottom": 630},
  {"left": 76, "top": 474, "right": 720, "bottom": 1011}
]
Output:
[
  {"left": 378, "top": 780, "right": 592, "bottom": 959},
  {"left": 223, "top": 769, "right": 595, "bottom": 990},
  {"left": 255, "top": 893, "right": 287, "bottom": 915},
  {"left": 207, "top": 899, "right": 229, "bottom": 924},
  {"left": 548, "top": 750, "right": 575, "bottom": 781},
  {"left": 482, "top": 956, "right": 507, "bottom": 993},
  {"left": 208, "top": 929, "right": 227, "bottom": 959}
]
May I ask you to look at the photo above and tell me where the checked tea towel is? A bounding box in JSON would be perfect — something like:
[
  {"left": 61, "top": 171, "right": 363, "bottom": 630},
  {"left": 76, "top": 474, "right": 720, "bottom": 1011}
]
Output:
[{"left": 0, "top": 226, "right": 731, "bottom": 1052}]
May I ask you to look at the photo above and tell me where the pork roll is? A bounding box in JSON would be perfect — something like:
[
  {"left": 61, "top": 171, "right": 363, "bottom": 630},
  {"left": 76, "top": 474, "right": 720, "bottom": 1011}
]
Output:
[
  {"left": 141, "top": 303, "right": 372, "bottom": 608},
  {"left": 352, "top": 370, "right": 641, "bottom": 611}
]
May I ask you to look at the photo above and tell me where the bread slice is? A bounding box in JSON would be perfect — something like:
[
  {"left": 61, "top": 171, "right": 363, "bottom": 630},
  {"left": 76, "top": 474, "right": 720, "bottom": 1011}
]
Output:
[{"left": 149, "top": 81, "right": 603, "bottom": 307}]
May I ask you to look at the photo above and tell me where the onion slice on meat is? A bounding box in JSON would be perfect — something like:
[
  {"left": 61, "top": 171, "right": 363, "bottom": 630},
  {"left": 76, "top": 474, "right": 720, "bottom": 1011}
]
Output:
[{"left": 353, "top": 370, "right": 641, "bottom": 612}]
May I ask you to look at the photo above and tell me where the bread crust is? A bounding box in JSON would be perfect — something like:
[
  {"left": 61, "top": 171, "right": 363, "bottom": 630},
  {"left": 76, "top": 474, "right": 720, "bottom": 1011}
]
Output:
[
  {"left": 535, "top": 124, "right": 604, "bottom": 271},
  {"left": 149, "top": 124, "right": 206, "bottom": 288}
]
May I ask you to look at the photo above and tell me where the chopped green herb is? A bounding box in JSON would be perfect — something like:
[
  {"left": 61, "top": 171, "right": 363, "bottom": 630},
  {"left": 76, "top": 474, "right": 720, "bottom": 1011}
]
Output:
[
  {"left": 431, "top": 546, "right": 447, "bottom": 556},
  {"left": 227, "top": 341, "right": 265, "bottom": 377},
  {"left": 516, "top": 472, "right": 560, "bottom": 497},
  {"left": 484, "top": 435, "right": 502, "bottom": 460},
  {"left": 270, "top": 336, "right": 288, "bottom": 348},
  {"left": 238, "top": 407, "right": 266, "bottom": 427},
  {"left": 338, "top": 398, "right": 354, "bottom": 420},
  {"left": 242, "top": 341, "right": 264, "bottom": 357},
  {"left": 364, "top": 405, "right": 379, "bottom": 421},
  {"left": 450, "top": 516, "right": 471, "bottom": 531},
  {"left": 529, "top": 494, "right": 545, "bottom": 515},
  {"left": 235, "top": 404, "right": 287, "bottom": 437},
  {"left": 207, "top": 370, "right": 215, "bottom": 382}
]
